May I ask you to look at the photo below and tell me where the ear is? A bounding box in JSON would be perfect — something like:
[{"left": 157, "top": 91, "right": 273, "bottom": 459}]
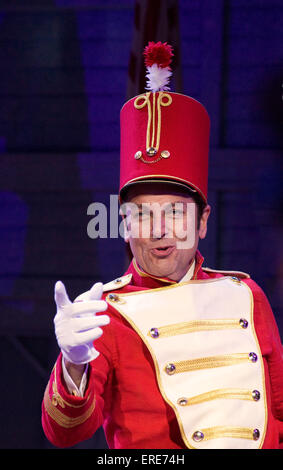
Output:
[{"left": 198, "top": 204, "right": 211, "bottom": 240}]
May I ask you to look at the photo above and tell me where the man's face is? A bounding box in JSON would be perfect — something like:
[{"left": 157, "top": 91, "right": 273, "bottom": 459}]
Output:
[{"left": 123, "top": 184, "right": 210, "bottom": 281}]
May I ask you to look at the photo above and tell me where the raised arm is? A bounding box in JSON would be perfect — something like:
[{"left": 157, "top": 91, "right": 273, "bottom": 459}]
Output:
[{"left": 42, "top": 281, "right": 110, "bottom": 447}]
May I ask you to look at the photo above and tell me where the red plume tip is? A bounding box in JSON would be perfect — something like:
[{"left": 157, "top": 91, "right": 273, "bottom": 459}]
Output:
[{"left": 143, "top": 41, "right": 174, "bottom": 69}]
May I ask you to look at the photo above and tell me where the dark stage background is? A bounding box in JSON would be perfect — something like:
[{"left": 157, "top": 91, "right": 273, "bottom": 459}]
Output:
[{"left": 0, "top": 0, "right": 282, "bottom": 449}]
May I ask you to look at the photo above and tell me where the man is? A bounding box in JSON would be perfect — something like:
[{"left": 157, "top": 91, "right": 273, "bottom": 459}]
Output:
[{"left": 42, "top": 43, "right": 283, "bottom": 449}]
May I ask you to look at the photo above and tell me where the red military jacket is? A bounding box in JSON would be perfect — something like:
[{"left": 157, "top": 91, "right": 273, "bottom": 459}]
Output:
[{"left": 42, "top": 252, "right": 283, "bottom": 449}]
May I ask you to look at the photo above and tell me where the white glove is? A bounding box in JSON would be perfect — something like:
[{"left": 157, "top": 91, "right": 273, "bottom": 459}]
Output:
[{"left": 54, "top": 280, "right": 110, "bottom": 365}]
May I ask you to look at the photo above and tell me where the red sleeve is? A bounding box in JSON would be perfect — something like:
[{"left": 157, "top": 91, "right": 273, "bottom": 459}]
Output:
[
  {"left": 244, "top": 279, "right": 283, "bottom": 445},
  {"left": 42, "top": 348, "right": 111, "bottom": 448}
]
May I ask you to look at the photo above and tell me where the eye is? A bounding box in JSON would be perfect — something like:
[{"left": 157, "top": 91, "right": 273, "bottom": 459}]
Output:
[
  {"left": 173, "top": 209, "right": 184, "bottom": 216},
  {"left": 139, "top": 211, "right": 151, "bottom": 219},
  {"left": 165, "top": 207, "right": 184, "bottom": 218}
]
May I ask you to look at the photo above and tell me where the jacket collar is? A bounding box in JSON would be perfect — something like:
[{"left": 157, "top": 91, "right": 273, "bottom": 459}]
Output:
[{"left": 125, "top": 250, "right": 205, "bottom": 289}]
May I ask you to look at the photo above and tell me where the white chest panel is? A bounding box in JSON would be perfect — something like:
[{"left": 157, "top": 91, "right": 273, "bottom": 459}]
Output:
[{"left": 107, "top": 277, "right": 267, "bottom": 449}]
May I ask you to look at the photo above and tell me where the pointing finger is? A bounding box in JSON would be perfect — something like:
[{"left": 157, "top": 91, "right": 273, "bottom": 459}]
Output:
[{"left": 54, "top": 281, "right": 71, "bottom": 308}]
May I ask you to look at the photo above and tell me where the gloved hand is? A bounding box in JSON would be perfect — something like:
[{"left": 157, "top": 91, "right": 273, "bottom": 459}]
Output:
[{"left": 54, "top": 281, "right": 110, "bottom": 365}]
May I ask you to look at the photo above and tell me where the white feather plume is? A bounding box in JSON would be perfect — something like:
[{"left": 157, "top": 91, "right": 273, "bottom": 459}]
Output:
[{"left": 145, "top": 64, "right": 172, "bottom": 92}]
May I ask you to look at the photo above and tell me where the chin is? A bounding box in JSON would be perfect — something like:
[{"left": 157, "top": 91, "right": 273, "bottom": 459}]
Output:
[{"left": 147, "top": 261, "right": 177, "bottom": 279}]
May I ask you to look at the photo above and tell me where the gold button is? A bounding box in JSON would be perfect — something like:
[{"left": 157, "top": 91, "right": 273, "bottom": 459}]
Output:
[
  {"left": 239, "top": 318, "right": 248, "bottom": 329},
  {"left": 161, "top": 150, "right": 170, "bottom": 159},
  {"left": 108, "top": 293, "right": 119, "bottom": 302},
  {"left": 177, "top": 397, "right": 188, "bottom": 406},
  {"left": 249, "top": 352, "right": 258, "bottom": 362},
  {"left": 146, "top": 147, "right": 157, "bottom": 156},
  {"left": 252, "top": 390, "right": 260, "bottom": 401},
  {"left": 192, "top": 431, "right": 204, "bottom": 442},
  {"left": 149, "top": 327, "right": 159, "bottom": 338},
  {"left": 165, "top": 363, "right": 176, "bottom": 375},
  {"left": 134, "top": 151, "right": 142, "bottom": 159}
]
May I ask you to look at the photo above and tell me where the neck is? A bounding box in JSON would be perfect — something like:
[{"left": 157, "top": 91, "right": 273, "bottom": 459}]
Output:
[{"left": 129, "top": 251, "right": 204, "bottom": 288}]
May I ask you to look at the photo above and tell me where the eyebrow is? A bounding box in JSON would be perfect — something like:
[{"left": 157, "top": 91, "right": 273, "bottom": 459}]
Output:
[{"left": 134, "top": 201, "right": 191, "bottom": 209}]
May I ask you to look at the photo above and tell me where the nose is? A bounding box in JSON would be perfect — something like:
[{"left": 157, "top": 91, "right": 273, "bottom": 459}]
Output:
[{"left": 151, "top": 211, "right": 168, "bottom": 239}]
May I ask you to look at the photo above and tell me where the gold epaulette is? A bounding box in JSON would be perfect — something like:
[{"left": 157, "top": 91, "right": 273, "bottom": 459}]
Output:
[
  {"left": 74, "top": 274, "right": 132, "bottom": 302},
  {"left": 202, "top": 267, "right": 250, "bottom": 279},
  {"left": 102, "top": 273, "right": 133, "bottom": 292}
]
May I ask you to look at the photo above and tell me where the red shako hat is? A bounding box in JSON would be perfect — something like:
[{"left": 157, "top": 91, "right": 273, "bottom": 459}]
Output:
[{"left": 120, "top": 42, "right": 210, "bottom": 203}]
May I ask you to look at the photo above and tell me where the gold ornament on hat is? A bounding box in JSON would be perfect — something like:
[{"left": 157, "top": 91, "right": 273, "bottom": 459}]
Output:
[{"left": 134, "top": 91, "right": 172, "bottom": 164}]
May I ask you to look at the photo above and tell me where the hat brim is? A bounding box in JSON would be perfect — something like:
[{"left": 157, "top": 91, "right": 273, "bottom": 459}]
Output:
[{"left": 119, "top": 178, "right": 204, "bottom": 203}]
